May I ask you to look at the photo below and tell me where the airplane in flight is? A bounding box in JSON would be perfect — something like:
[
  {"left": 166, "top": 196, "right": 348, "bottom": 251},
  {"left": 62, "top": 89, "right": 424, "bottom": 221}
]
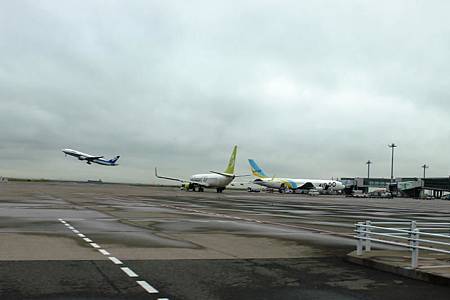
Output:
[
  {"left": 248, "top": 159, "right": 345, "bottom": 193},
  {"left": 62, "top": 149, "right": 120, "bottom": 166},
  {"left": 155, "top": 145, "right": 240, "bottom": 193}
]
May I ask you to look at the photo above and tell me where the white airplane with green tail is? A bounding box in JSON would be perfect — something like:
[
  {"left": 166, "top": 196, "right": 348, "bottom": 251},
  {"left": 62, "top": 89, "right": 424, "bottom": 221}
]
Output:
[{"left": 155, "top": 145, "right": 243, "bottom": 193}]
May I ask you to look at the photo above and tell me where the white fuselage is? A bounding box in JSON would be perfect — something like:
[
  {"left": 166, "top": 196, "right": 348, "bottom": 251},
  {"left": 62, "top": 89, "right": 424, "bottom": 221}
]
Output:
[
  {"left": 253, "top": 177, "right": 345, "bottom": 191},
  {"left": 62, "top": 148, "right": 119, "bottom": 166},
  {"left": 190, "top": 173, "right": 235, "bottom": 188},
  {"left": 63, "top": 149, "right": 92, "bottom": 158}
]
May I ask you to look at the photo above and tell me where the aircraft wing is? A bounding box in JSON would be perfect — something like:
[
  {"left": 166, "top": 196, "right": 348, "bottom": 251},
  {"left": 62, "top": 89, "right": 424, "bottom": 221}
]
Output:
[
  {"left": 230, "top": 180, "right": 254, "bottom": 185},
  {"left": 85, "top": 155, "right": 104, "bottom": 160},
  {"left": 209, "top": 171, "right": 251, "bottom": 178},
  {"left": 154, "top": 168, "right": 209, "bottom": 187},
  {"left": 209, "top": 171, "right": 234, "bottom": 178}
]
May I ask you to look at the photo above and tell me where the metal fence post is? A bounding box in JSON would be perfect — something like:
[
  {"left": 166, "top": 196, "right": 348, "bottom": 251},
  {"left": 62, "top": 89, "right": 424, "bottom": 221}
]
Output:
[
  {"left": 365, "top": 220, "right": 371, "bottom": 252},
  {"left": 356, "top": 222, "right": 363, "bottom": 255},
  {"left": 411, "top": 228, "right": 420, "bottom": 268},
  {"left": 409, "top": 220, "right": 417, "bottom": 268},
  {"left": 410, "top": 220, "right": 416, "bottom": 232}
]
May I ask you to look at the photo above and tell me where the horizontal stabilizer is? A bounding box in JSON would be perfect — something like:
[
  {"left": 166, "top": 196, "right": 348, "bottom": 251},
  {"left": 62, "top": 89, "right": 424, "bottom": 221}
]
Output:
[
  {"left": 234, "top": 174, "right": 251, "bottom": 178},
  {"left": 109, "top": 156, "right": 120, "bottom": 163}
]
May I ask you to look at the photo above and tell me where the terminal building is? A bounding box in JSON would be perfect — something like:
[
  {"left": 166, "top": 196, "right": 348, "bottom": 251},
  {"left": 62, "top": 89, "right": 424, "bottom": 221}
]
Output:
[{"left": 341, "top": 176, "right": 450, "bottom": 198}]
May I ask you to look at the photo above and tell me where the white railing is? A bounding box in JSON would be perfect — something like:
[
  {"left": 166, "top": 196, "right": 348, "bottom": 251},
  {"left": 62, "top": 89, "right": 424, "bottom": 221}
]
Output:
[{"left": 354, "top": 221, "right": 450, "bottom": 269}]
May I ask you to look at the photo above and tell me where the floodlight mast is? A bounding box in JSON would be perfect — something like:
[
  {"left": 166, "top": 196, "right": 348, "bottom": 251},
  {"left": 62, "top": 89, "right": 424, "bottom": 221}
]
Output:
[
  {"left": 388, "top": 143, "right": 397, "bottom": 183},
  {"left": 422, "top": 164, "right": 429, "bottom": 179}
]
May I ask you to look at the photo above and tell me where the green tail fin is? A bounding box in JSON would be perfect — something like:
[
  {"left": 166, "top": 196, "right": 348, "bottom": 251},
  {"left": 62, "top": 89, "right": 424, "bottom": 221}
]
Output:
[{"left": 224, "top": 145, "right": 237, "bottom": 174}]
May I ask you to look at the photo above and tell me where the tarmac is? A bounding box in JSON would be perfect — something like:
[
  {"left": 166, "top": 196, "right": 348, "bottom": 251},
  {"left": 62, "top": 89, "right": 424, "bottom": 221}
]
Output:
[
  {"left": 347, "top": 250, "right": 450, "bottom": 285},
  {"left": 1, "top": 181, "right": 450, "bottom": 299}
]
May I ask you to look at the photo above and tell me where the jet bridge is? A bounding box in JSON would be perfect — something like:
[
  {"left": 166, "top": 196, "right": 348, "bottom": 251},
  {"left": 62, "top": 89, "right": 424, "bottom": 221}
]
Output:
[{"left": 399, "top": 177, "right": 450, "bottom": 198}]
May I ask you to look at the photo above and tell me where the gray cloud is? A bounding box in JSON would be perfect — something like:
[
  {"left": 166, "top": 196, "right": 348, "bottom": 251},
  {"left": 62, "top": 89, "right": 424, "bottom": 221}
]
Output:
[{"left": 0, "top": 0, "right": 449, "bottom": 183}]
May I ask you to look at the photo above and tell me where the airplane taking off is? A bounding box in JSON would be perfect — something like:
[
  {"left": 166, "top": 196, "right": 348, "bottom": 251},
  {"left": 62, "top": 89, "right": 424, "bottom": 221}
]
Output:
[
  {"left": 248, "top": 159, "right": 345, "bottom": 193},
  {"left": 155, "top": 145, "right": 240, "bottom": 193},
  {"left": 62, "top": 149, "right": 120, "bottom": 166}
]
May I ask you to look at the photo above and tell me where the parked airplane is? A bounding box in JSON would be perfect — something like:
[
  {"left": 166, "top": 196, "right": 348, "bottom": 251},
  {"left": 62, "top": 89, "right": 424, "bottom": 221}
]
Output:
[
  {"left": 248, "top": 159, "right": 345, "bottom": 193},
  {"left": 62, "top": 149, "right": 120, "bottom": 166},
  {"left": 155, "top": 145, "right": 240, "bottom": 193}
]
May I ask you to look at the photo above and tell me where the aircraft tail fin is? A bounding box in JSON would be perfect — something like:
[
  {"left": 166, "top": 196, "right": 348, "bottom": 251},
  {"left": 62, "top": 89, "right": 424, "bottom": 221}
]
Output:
[
  {"left": 224, "top": 145, "right": 237, "bottom": 174},
  {"left": 109, "top": 156, "right": 120, "bottom": 163},
  {"left": 248, "top": 159, "right": 268, "bottom": 178}
]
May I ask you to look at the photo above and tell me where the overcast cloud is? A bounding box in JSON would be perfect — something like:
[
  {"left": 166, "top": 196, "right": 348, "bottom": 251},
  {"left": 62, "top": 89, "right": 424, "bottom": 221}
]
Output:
[{"left": 0, "top": 0, "right": 449, "bottom": 183}]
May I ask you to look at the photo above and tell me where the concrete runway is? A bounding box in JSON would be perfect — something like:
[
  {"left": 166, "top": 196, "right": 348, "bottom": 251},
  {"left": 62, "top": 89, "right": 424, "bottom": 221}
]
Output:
[{"left": 1, "top": 181, "right": 450, "bottom": 299}]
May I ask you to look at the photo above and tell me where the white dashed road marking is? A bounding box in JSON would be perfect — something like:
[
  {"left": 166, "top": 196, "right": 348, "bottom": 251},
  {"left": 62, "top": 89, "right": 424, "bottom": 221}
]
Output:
[
  {"left": 136, "top": 280, "right": 159, "bottom": 294},
  {"left": 59, "top": 218, "right": 165, "bottom": 297},
  {"left": 90, "top": 243, "right": 101, "bottom": 249},
  {"left": 98, "top": 249, "right": 110, "bottom": 255},
  {"left": 121, "top": 267, "right": 138, "bottom": 278},
  {"left": 109, "top": 257, "right": 123, "bottom": 265}
]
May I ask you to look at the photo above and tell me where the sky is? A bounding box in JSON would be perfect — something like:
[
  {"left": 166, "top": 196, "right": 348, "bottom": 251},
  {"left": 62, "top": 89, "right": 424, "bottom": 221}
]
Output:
[{"left": 0, "top": 0, "right": 449, "bottom": 184}]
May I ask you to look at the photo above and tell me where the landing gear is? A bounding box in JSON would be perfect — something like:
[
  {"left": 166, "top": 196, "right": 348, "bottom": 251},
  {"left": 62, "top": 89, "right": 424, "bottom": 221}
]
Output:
[
  {"left": 279, "top": 183, "right": 286, "bottom": 193},
  {"left": 191, "top": 186, "right": 204, "bottom": 192},
  {"left": 216, "top": 187, "right": 224, "bottom": 193}
]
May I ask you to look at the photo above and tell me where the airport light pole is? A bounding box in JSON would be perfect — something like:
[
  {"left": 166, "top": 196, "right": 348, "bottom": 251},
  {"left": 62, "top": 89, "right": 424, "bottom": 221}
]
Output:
[
  {"left": 388, "top": 143, "right": 397, "bottom": 183},
  {"left": 422, "top": 164, "right": 429, "bottom": 179},
  {"left": 366, "top": 160, "right": 372, "bottom": 180}
]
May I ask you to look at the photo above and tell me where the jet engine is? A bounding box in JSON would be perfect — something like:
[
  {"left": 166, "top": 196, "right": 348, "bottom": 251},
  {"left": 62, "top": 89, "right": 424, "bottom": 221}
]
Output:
[{"left": 181, "top": 183, "right": 193, "bottom": 191}]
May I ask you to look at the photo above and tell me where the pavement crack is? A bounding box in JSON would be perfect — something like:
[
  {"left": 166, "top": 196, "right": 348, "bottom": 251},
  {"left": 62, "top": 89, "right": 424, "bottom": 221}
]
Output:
[{"left": 89, "top": 260, "right": 123, "bottom": 295}]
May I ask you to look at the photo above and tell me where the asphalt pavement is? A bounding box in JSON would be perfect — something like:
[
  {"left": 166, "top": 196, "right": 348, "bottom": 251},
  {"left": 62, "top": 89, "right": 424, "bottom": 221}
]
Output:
[{"left": 1, "top": 181, "right": 450, "bottom": 299}]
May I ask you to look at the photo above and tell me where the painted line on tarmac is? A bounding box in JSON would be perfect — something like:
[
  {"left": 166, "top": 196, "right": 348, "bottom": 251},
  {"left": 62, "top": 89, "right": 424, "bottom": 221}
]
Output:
[
  {"left": 159, "top": 203, "right": 353, "bottom": 238},
  {"left": 59, "top": 218, "right": 169, "bottom": 298},
  {"left": 90, "top": 243, "right": 101, "bottom": 249},
  {"left": 109, "top": 257, "right": 123, "bottom": 265},
  {"left": 98, "top": 249, "right": 110, "bottom": 255},
  {"left": 136, "top": 280, "right": 159, "bottom": 293},
  {"left": 121, "top": 267, "right": 138, "bottom": 278}
]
